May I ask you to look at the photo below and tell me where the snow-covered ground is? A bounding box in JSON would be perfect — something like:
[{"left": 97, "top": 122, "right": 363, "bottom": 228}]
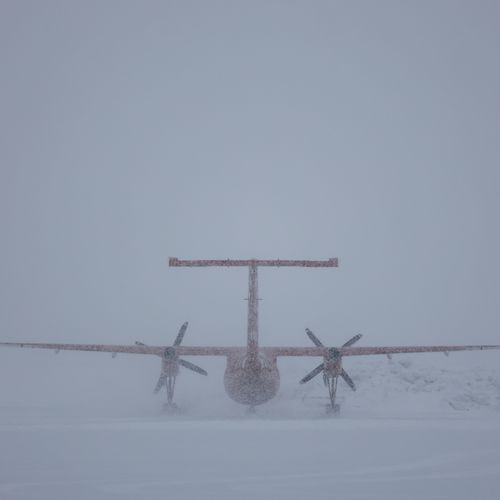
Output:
[
  {"left": 1, "top": 415, "right": 499, "bottom": 500},
  {"left": 1, "top": 351, "right": 499, "bottom": 499}
]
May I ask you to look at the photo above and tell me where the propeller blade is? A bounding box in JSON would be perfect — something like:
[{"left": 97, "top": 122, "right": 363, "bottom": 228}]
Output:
[
  {"left": 305, "top": 328, "right": 324, "bottom": 347},
  {"left": 342, "top": 334, "right": 363, "bottom": 348},
  {"left": 179, "top": 358, "right": 208, "bottom": 376},
  {"left": 340, "top": 369, "right": 356, "bottom": 391},
  {"left": 299, "top": 363, "right": 325, "bottom": 384},
  {"left": 173, "top": 322, "right": 189, "bottom": 346},
  {"left": 154, "top": 374, "right": 166, "bottom": 394}
]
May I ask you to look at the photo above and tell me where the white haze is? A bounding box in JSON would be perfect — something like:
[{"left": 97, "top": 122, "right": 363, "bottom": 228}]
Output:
[{"left": 0, "top": 1, "right": 499, "bottom": 499}]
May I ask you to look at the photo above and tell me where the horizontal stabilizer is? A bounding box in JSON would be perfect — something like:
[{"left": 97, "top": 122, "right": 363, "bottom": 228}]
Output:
[{"left": 169, "top": 258, "right": 338, "bottom": 268}]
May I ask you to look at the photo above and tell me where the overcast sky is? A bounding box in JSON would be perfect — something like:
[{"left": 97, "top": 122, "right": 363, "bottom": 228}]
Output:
[{"left": 1, "top": 0, "right": 499, "bottom": 360}]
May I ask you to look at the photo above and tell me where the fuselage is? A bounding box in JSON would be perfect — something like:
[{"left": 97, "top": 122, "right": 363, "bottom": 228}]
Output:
[
  {"left": 224, "top": 353, "right": 280, "bottom": 405},
  {"left": 223, "top": 262, "right": 280, "bottom": 406}
]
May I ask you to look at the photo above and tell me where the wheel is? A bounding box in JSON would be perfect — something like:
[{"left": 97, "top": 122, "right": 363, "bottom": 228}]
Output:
[
  {"left": 162, "top": 402, "right": 181, "bottom": 414},
  {"left": 246, "top": 405, "right": 257, "bottom": 415},
  {"left": 325, "top": 403, "right": 340, "bottom": 415}
]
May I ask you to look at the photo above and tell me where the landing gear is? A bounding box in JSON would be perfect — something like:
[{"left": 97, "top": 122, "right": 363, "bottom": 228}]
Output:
[
  {"left": 324, "top": 374, "right": 340, "bottom": 414},
  {"left": 163, "top": 374, "right": 176, "bottom": 407},
  {"left": 155, "top": 373, "right": 179, "bottom": 411},
  {"left": 326, "top": 403, "right": 341, "bottom": 415},
  {"left": 162, "top": 401, "right": 180, "bottom": 414},
  {"left": 246, "top": 405, "right": 257, "bottom": 415}
]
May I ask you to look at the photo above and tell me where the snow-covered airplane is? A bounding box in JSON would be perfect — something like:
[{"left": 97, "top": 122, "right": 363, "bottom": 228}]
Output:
[{"left": 1, "top": 257, "right": 499, "bottom": 413}]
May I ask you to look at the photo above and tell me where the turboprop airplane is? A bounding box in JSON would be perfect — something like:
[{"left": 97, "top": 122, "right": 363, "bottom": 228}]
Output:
[{"left": 1, "top": 257, "right": 499, "bottom": 413}]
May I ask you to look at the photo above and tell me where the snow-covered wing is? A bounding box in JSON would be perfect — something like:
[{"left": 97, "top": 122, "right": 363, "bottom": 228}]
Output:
[
  {"left": 339, "top": 345, "right": 500, "bottom": 356},
  {"left": 2, "top": 342, "right": 499, "bottom": 358},
  {"left": 0, "top": 342, "right": 241, "bottom": 357},
  {"left": 264, "top": 345, "right": 500, "bottom": 358},
  {"left": 0, "top": 342, "right": 164, "bottom": 355}
]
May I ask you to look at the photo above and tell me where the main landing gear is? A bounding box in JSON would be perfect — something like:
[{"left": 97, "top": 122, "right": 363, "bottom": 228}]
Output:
[
  {"left": 324, "top": 374, "right": 341, "bottom": 414},
  {"left": 156, "top": 373, "right": 179, "bottom": 413}
]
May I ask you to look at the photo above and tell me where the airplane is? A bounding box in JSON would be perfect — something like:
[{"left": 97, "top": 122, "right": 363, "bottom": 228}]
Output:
[{"left": 1, "top": 257, "right": 499, "bottom": 414}]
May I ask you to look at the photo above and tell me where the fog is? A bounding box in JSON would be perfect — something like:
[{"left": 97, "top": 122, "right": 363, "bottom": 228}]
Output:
[
  {"left": 1, "top": 0, "right": 499, "bottom": 352},
  {"left": 1, "top": 0, "right": 500, "bottom": 405},
  {"left": 1, "top": 2, "right": 500, "bottom": 498}
]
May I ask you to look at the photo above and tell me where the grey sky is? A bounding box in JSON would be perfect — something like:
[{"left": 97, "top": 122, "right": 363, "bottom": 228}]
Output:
[{"left": 1, "top": 0, "right": 499, "bottom": 356}]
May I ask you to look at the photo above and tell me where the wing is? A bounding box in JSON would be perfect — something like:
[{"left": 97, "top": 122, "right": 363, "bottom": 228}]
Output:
[
  {"left": 339, "top": 345, "right": 500, "bottom": 356},
  {"left": 2, "top": 342, "right": 499, "bottom": 358},
  {"left": 0, "top": 342, "right": 242, "bottom": 357},
  {"left": 0, "top": 342, "right": 164, "bottom": 355},
  {"left": 263, "top": 344, "right": 500, "bottom": 358}
]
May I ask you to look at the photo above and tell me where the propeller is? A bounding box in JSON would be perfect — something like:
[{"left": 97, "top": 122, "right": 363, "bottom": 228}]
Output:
[
  {"left": 305, "top": 328, "right": 324, "bottom": 347},
  {"left": 178, "top": 358, "right": 207, "bottom": 375},
  {"left": 154, "top": 322, "right": 207, "bottom": 394},
  {"left": 299, "top": 329, "right": 362, "bottom": 391},
  {"left": 340, "top": 369, "right": 356, "bottom": 391},
  {"left": 154, "top": 374, "right": 168, "bottom": 394},
  {"left": 299, "top": 362, "right": 324, "bottom": 384},
  {"left": 342, "top": 333, "right": 363, "bottom": 348},
  {"left": 174, "top": 321, "right": 188, "bottom": 346}
]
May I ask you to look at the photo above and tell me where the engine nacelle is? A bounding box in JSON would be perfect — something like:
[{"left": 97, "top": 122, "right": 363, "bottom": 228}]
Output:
[{"left": 224, "top": 354, "right": 280, "bottom": 406}]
